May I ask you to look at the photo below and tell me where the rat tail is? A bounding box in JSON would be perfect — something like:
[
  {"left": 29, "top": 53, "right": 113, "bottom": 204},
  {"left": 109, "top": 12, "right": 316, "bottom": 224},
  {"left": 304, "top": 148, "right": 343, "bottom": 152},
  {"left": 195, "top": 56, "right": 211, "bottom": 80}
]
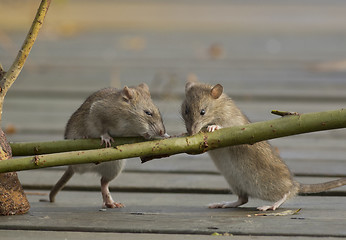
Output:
[
  {"left": 299, "top": 178, "right": 346, "bottom": 193},
  {"left": 49, "top": 166, "right": 75, "bottom": 202}
]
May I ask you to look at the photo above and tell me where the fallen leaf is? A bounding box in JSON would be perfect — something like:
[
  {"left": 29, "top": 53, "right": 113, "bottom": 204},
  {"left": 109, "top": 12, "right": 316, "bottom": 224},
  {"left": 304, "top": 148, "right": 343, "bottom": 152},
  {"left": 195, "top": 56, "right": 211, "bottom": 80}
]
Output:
[{"left": 255, "top": 208, "right": 301, "bottom": 217}]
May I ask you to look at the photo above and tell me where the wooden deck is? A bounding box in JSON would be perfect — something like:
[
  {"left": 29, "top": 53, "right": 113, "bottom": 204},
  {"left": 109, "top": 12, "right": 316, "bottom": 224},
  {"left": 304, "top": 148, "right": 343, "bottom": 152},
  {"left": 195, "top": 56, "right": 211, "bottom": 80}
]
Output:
[{"left": 1, "top": 0, "right": 346, "bottom": 239}]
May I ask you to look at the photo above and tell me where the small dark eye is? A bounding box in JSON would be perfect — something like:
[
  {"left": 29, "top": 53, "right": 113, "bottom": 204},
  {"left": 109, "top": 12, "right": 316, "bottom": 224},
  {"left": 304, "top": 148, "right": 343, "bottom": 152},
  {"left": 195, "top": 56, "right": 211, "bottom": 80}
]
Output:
[
  {"left": 200, "top": 109, "right": 206, "bottom": 116},
  {"left": 144, "top": 110, "right": 152, "bottom": 116},
  {"left": 185, "top": 107, "right": 189, "bottom": 115}
]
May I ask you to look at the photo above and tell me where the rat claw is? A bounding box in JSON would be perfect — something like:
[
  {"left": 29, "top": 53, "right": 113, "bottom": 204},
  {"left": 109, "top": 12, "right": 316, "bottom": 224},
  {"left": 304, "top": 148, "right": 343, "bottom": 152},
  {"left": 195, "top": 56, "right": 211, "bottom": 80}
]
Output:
[
  {"left": 208, "top": 201, "right": 242, "bottom": 209},
  {"left": 208, "top": 196, "right": 248, "bottom": 209},
  {"left": 103, "top": 202, "right": 125, "bottom": 208},
  {"left": 257, "top": 192, "right": 289, "bottom": 211},
  {"left": 207, "top": 125, "right": 222, "bottom": 132},
  {"left": 101, "top": 133, "right": 114, "bottom": 148},
  {"left": 257, "top": 205, "right": 275, "bottom": 211},
  {"left": 208, "top": 202, "right": 227, "bottom": 208}
]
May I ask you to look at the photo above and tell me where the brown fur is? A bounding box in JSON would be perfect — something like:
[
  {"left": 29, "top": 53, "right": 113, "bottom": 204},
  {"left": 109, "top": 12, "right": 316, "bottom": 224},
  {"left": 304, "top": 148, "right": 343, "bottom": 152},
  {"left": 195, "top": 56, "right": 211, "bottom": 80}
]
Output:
[
  {"left": 50, "top": 83, "right": 167, "bottom": 208},
  {"left": 65, "top": 84, "right": 166, "bottom": 139},
  {"left": 181, "top": 79, "right": 345, "bottom": 210}
]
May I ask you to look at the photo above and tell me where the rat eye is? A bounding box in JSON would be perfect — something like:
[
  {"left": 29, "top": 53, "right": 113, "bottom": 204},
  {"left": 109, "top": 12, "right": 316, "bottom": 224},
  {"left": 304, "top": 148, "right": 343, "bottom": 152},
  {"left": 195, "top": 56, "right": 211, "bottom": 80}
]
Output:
[
  {"left": 144, "top": 110, "right": 152, "bottom": 116},
  {"left": 200, "top": 109, "right": 206, "bottom": 116},
  {"left": 184, "top": 107, "right": 189, "bottom": 115}
]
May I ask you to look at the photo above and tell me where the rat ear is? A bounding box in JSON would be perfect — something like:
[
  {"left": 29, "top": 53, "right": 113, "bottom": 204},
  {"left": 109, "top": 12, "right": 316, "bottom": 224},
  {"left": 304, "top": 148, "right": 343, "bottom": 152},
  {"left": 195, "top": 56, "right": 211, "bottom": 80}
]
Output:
[
  {"left": 185, "top": 73, "right": 199, "bottom": 92},
  {"left": 121, "top": 86, "right": 134, "bottom": 100},
  {"left": 138, "top": 83, "right": 149, "bottom": 92},
  {"left": 138, "top": 83, "right": 151, "bottom": 96},
  {"left": 210, "top": 84, "right": 223, "bottom": 99}
]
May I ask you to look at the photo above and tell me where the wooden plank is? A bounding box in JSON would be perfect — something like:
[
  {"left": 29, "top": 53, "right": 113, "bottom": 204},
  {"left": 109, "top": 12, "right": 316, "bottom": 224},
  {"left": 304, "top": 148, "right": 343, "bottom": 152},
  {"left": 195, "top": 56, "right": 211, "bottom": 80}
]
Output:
[
  {"left": 3, "top": 29, "right": 346, "bottom": 99},
  {"left": 126, "top": 155, "right": 346, "bottom": 177},
  {"left": 17, "top": 170, "right": 346, "bottom": 195},
  {"left": 2, "top": 230, "right": 342, "bottom": 240},
  {"left": 10, "top": 153, "right": 346, "bottom": 178},
  {"left": 4, "top": 96, "right": 346, "bottom": 139},
  {"left": 4, "top": 62, "right": 346, "bottom": 100},
  {"left": 0, "top": 191, "right": 345, "bottom": 237}
]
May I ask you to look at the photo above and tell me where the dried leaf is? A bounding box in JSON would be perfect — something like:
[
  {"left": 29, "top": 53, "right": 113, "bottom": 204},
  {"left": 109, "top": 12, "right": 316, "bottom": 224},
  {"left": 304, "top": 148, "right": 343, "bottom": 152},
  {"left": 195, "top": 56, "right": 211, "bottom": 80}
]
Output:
[
  {"left": 211, "top": 232, "right": 233, "bottom": 236},
  {"left": 255, "top": 208, "right": 301, "bottom": 217}
]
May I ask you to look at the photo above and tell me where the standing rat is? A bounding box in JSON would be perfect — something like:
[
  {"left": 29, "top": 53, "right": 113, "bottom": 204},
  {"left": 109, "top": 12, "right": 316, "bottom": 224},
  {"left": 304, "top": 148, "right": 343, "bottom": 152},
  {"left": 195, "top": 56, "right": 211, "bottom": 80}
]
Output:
[
  {"left": 181, "top": 78, "right": 346, "bottom": 211},
  {"left": 49, "top": 83, "right": 169, "bottom": 208}
]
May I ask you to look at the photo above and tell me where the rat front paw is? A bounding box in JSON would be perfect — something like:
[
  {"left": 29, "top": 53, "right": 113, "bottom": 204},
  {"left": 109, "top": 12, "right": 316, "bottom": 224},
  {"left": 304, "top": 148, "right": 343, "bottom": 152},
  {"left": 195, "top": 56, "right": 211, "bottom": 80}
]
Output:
[
  {"left": 207, "top": 125, "right": 222, "bottom": 132},
  {"left": 101, "top": 133, "right": 114, "bottom": 148}
]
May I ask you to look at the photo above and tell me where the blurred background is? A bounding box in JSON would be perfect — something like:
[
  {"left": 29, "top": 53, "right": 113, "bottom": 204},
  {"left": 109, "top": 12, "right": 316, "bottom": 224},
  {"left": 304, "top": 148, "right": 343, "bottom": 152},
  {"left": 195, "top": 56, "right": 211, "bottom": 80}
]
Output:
[{"left": 0, "top": 0, "right": 346, "bottom": 179}]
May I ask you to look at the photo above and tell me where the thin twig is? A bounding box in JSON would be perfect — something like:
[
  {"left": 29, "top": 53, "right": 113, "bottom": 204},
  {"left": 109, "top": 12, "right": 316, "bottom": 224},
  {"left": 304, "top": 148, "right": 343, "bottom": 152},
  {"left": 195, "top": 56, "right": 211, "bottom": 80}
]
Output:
[{"left": 271, "top": 110, "right": 300, "bottom": 117}]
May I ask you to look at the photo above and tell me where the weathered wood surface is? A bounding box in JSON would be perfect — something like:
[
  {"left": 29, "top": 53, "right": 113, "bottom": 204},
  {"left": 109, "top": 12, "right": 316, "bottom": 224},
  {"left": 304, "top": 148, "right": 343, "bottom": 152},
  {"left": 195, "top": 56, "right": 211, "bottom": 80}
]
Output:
[
  {"left": 1, "top": 0, "right": 346, "bottom": 238},
  {"left": 4, "top": 231, "right": 343, "bottom": 240},
  {"left": 18, "top": 169, "right": 346, "bottom": 195},
  {"left": 7, "top": 231, "right": 344, "bottom": 240},
  {"left": 1, "top": 192, "right": 345, "bottom": 237}
]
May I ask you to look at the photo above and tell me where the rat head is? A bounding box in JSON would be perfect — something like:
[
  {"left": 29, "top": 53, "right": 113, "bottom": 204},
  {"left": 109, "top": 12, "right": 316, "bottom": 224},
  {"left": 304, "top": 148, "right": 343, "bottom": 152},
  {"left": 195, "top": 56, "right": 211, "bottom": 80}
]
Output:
[
  {"left": 119, "top": 83, "right": 168, "bottom": 139},
  {"left": 181, "top": 79, "right": 224, "bottom": 135}
]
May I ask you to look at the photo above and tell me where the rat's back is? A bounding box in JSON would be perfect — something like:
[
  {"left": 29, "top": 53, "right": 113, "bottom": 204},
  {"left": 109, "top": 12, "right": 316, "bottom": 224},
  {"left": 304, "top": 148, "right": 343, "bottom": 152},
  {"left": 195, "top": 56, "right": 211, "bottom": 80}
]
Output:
[{"left": 64, "top": 88, "right": 119, "bottom": 139}]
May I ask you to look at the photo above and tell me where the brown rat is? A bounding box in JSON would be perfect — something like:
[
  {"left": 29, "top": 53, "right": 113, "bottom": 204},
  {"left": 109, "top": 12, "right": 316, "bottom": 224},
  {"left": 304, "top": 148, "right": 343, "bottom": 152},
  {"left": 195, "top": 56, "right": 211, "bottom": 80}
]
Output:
[
  {"left": 50, "top": 83, "right": 168, "bottom": 208},
  {"left": 181, "top": 78, "right": 346, "bottom": 211}
]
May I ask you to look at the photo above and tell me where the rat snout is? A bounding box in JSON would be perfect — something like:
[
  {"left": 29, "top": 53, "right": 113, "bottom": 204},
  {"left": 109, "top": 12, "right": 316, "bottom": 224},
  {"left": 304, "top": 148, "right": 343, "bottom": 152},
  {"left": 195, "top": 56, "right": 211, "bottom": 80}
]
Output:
[
  {"left": 158, "top": 129, "right": 170, "bottom": 138},
  {"left": 189, "top": 123, "right": 203, "bottom": 136},
  {"left": 147, "top": 131, "right": 170, "bottom": 140},
  {"left": 157, "top": 125, "right": 170, "bottom": 138},
  {"left": 145, "top": 122, "right": 169, "bottom": 139}
]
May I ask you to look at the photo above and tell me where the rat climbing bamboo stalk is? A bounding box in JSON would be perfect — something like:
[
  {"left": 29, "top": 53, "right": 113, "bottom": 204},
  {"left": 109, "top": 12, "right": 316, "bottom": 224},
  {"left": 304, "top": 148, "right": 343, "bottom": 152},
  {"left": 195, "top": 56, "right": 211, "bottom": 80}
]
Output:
[{"left": 1, "top": 108, "right": 346, "bottom": 173}]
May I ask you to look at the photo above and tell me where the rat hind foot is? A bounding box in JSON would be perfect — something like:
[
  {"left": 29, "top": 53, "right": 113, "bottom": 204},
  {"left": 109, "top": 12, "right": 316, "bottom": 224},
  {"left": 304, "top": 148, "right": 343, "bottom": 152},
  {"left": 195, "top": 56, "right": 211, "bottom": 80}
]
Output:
[
  {"left": 101, "top": 177, "right": 124, "bottom": 209},
  {"left": 209, "top": 196, "right": 248, "bottom": 209},
  {"left": 103, "top": 201, "right": 125, "bottom": 208},
  {"left": 208, "top": 201, "right": 239, "bottom": 208},
  {"left": 257, "top": 192, "right": 289, "bottom": 211}
]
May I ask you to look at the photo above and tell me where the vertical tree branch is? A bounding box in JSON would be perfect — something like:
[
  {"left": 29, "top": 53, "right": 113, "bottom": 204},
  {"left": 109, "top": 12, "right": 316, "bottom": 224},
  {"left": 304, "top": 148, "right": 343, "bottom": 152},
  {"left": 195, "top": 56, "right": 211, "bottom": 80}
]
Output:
[{"left": 0, "top": 0, "right": 51, "bottom": 125}]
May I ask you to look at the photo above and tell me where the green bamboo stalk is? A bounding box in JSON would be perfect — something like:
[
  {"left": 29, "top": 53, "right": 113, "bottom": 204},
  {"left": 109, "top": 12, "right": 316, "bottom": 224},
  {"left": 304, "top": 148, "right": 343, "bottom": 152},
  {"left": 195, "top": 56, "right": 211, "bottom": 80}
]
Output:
[
  {"left": 10, "top": 137, "right": 146, "bottom": 156},
  {"left": 1, "top": 108, "right": 346, "bottom": 173}
]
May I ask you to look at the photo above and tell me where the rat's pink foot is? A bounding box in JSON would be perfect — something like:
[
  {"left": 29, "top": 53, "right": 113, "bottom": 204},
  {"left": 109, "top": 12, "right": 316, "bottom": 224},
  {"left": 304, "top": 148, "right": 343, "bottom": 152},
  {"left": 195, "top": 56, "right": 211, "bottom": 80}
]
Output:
[
  {"left": 208, "top": 196, "right": 248, "bottom": 208},
  {"left": 101, "top": 177, "right": 124, "bottom": 209},
  {"left": 103, "top": 201, "right": 125, "bottom": 208},
  {"left": 207, "top": 125, "right": 222, "bottom": 132},
  {"left": 257, "top": 192, "right": 289, "bottom": 211},
  {"left": 101, "top": 133, "right": 114, "bottom": 147},
  {"left": 209, "top": 201, "right": 239, "bottom": 208}
]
